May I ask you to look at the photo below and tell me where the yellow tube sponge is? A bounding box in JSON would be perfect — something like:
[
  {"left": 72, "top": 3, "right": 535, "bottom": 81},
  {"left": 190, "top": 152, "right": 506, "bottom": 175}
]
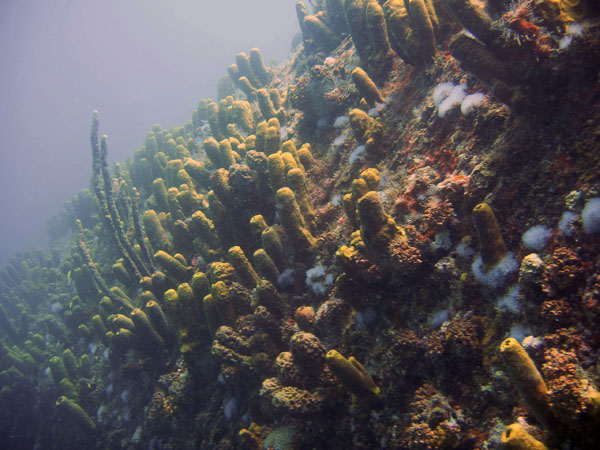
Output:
[
  {"left": 228, "top": 246, "right": 261, "bottom": 289},
  {"left": 268, "top": 153, "right": 287, "bottom": 193},
  {"left": 218, "top": 98, "right": 231, "bottom": 135},
  {"left": 303, "top": 14, "right": 339, "bottom": 51},
  {"left": 473, "top": 203, "right": 508, "bottom": 271},
  {"left": 382, "top": 0, "right": 412, "bottom": 62},
  {"left": 249, "top": 48, "right": 271, "bottom": 86},
  {"left": 351, "top": 178, "right": 369, "bottom": 205},
  {"left": 99, "top": 294, "right": 117, "bottom": 313},
  {"left": 164, "top": 288, "right": 184, "bottom": 334},
  {"left": 177, "top": 282, "right": 202, "bottom": 334},
  {"left": 267, "top": 117, "right": 279, "bottom": 130},
  {"left": 326, "top": 350, "right": 380, "bottom": 397},
  {"left": 365, "top": 0, "right": 394, "bottom": 65},
  {"left": 449, "top": 33, "right": 520, "bottom": 108},
  {"left": 407, "top": 0, "right": 437, "bottom": 59},
  {"left": 238, "top": 76, "right": 257, "bottom": 101},
  {"left": 245, "top": 135, "right": 257, "bottom": 152},
  {"left": 165, "top": 138, "right": 178, "bottom": 159},
  {"left": 535, "top": 0, "right": 594, "bottom": 27},
  {"left": 297, "top": 143, "right": 315, "bottom": 169},
  {"left": 265, "top": 126, "right": 281, "bottom": 156},
  {"left": 219, "top": 139, "right": 236, "bottom": 168},
  {"left": 344, "top": 0, "right": 372, "bottom": 70},
  {"left": 211, "top": 169, "right": 233, "bottom": 206},
  {"left": 236, "top": 52, "right": 259, "bottom": 88},
  {"left": 176, "top": 168, "right": 194, "bottom": 190},
  {"left": 56, "top": 396, "right": 96, "bottom": 433},
  {"left": 343, "top": 193, "right": 358, "bottom": 227},
  {"left": 255, "top": 121, "right": 268, "bottom": 154},
  {"left": 250, "top": 214, "right": 268, "bottom": 238},
  {"left": 203, "top": 294, "right": 221, "bottom": 335},
  {"left": 360, "top": 168, "right": 381, "bottom": 191},
  {"left": 174, "top": 143, "right": 190, "bottom": 160},
  {"left": 208, "top": 190, "right": 234, "bottom": 249},
  {"left": 153, "top": 151, "right": 168, "bottom": 175},
  {"left": 239, "top": 424, "right": 263, "bottom": 450},
  {"left": 154, "top": 250, "right": 192, "bottom": 282},
  {"left": 190, "top": 210, "right": 220, "bottom": 250},
  {"left": 167, "top": 187, "right": 184, "bottom": 222},
  {"left": 499, "top": 338, "right": 555, "bottom": 431},
  {"left": 58, "top": 377, "right": 79, "bottom": 402},
  {"left": 231, "top": 100, "right": 254, "bottom": 133},
  {"left": 151, "top": 270, "right": 171, "bottom": 297},
  {"left": 349, "top": 108, "right": 374, "bottom": 143},
  {"left": 143, "top": 209, "right": 172, "bottom": 253},
  {"left": 257, "top": 89, "right": 279, "bottom": 122},
  {"left": 211, "top": 281, "right": 237, "bottom": 327},
  {"left": 270, "top": 89, "right": 284, "bottom": 111},
  {"left": 228, "top": 63, "right": 241, "bottom": 87},
  {"left": 112, "top": 327, "right": 138, "bottom": 348},
  {"left": 203, "top": 137, "right": 222, "bottom": 168},
  {"left": 145, "top": 299, "right": 171, "bottom": 342},
  {"left": 152, "top": 178, "right": 169, "bottom": 212},
  {"left": 191, "top": 272, "right": 210, "bottom": 303},
  {"left": 207, "top": 100, "right": 224, "bottom": 141},
  {"left": 357, "top": 191, "right": 404, "bottom": 255},
  {"left": 111, "top": 260, "right": 130, "bottom": 285},
  {"left": 49, "top": 356, "right": 68, "bottom": 384},
  {"left": 351, "top": 67, "right": 386, "bottom": 108},
  {"left": 227, "top": 124, "right": 245, "bottom": 145},
  {"left": 209, "top": 261, "right": 237, "bottom": 284},
  {"left": 62, "top": 349, "right": 79, "bottom": 379},
  {"left": 287, "top": 168, "right": 316, "bottom": 233},
  {"left": 253, "top": 249, "right": 280, "bottom": 284},
  {"left": 110, "top": 286, "right": 136, "bottom": 312},
  {"left": 382, "top": 0, "right": 437, "bottom": 66},
  {"left": 296, "top": 0, "right": 314, "bottom": 53},
  {"left": 446, "top": 0, "right": 501, "bottom": 48},
  {"left": 130, "top": 308, "right": 164, "bottom": 348},
  {"left": 325, "top": 0, "right": 347, "bottom": 34},
  {"left": 281, "top": 152, "right": 298, "bottom": 174},
  {"left": 91, "top": 315, "right": 109, "bottom": 343},
  {"left": 276, "top": 187, "right": 317, "bottom": 264},
  {"left": 261, "top": 226, "right": 289, "bottom": 270},
  {"left": 176, "top": 186, "right": 203, "bottom": 216},
  {"left": 501, "top": 423, "right": 548, "bottom": 450},
  {"left": 140, "top": 276, "right": 153, "bottom": 292},
  {"left": 282, "top": 140, "right": 301, "bottom": 167},
  {"left": 79, "top": 354, "right": 90, "bottom": 377},
  {"left": 184, "top": 159, "right": 211, "bottom": 189},
  {"left": 109, "top": 313, "right": 135, "bottom": 331}
]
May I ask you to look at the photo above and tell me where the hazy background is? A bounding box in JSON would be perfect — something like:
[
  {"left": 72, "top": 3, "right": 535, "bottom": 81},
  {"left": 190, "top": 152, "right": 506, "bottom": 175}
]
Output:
[{"left": 0, "top": 0, "right": 300, "bottom": 265}]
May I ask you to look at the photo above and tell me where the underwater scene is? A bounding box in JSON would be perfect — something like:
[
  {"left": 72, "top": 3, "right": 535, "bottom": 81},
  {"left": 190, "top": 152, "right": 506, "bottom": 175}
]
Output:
[{"left": 3, "top": 0, "right": 600, "bottom": 448}]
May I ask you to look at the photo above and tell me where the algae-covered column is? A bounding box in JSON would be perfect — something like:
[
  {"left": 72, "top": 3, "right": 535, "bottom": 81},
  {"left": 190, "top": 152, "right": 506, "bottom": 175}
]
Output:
[
  {"left": 131, "top": 187, "right": 155, "bottom": 272},
  {"left": 75, "top": 219, "right": 112, "bottom": 299},
  {"left": 90, "top": 111, "right": 116, "bottom": 237},
  {"left": 90, "top": 111, "right": 152, "bottom": 279}
]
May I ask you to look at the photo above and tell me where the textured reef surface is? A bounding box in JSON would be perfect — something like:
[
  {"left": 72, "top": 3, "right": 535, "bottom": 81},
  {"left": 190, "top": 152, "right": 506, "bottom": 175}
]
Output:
[{"left": 2, "top": 1, "right": 600, "bottom": 449}]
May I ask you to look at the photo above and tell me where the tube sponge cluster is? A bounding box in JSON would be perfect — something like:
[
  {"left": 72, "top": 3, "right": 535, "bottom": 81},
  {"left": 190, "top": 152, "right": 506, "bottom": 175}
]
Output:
[{"left": 3, "top": 3, "right": 600, "bottom": 447}]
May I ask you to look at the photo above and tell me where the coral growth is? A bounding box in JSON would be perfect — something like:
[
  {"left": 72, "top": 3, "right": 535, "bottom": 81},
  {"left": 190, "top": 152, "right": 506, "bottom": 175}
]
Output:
[{"left": 2, "top": 1, "right": 600, "bottom": 448}]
